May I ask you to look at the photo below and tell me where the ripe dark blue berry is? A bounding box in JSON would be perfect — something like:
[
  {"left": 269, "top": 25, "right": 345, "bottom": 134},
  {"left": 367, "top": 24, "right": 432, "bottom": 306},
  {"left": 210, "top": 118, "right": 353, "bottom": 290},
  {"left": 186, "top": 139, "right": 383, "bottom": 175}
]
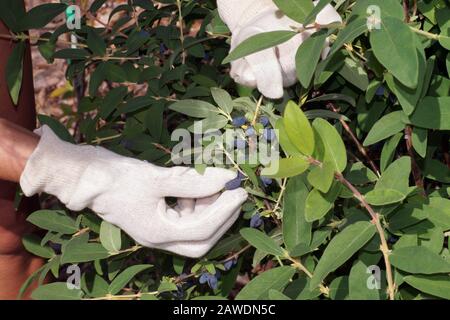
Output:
[
  {"left": 250, "top": 213, "right": 263, "bottom": 228},
  {"left": 246, "top": 127, "right": 256, "bottom": 136},
  {"left": 232, "top": 116, "right": 247, "bottom": 127},
  {"left": 375, "top": 86, "right": 385, "bottom": 96},
  {"left": 261, "top": 177, "right": 273, "bottom": 187},
  {"left": 223, "top": 259, "right": 237, "bottom": 271},
  {"left": 225, "top": 177, "right": 242, "bottom": 190},
  {"left": 259, "top": 116, "right": 270, "bottom": 127}
]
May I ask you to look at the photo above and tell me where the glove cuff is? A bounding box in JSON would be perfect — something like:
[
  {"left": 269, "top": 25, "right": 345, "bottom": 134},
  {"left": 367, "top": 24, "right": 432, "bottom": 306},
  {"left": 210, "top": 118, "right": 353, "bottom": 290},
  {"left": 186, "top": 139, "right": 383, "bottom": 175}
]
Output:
[
  {"left": 217, "top": 0, "right": 275, "bottom": 31},
  {"left": 20, "top": 126, "right": 106, "bottom": 206}
]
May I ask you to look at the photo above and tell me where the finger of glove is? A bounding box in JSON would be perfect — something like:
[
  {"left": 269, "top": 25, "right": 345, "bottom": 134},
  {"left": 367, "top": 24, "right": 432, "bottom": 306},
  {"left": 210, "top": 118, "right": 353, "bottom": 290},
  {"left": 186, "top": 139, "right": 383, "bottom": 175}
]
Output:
[
  {"left": 230, "top": 59, "right": 257, "bottom": 88},
  {"left": 194, "top": 193, "right": 220, "bottom": 214},
  {"left": 158, "top": 188, "right": 247, "bottom": 242},
  {"left": 315, "top": 4, "right": 342, "bottom": 25},
  {"left": 245, "top": 49, "right": 284, "bottom": 99},
  {"left": 157, "top": 167, "right": 237, "bottom": 198},
  {"left": 154, "top": 208, "right": 241, "bottom": 258}
]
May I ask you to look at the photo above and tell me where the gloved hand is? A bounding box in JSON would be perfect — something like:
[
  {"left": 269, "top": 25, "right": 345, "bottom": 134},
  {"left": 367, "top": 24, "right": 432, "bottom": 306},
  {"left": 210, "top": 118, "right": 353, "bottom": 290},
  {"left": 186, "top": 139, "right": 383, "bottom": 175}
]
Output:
[
  {"left": 20, "top": 126, "right": 248, "bottom": 258},
  {"left": 217, "top": 0, "right": 342, "bottom": 99}
]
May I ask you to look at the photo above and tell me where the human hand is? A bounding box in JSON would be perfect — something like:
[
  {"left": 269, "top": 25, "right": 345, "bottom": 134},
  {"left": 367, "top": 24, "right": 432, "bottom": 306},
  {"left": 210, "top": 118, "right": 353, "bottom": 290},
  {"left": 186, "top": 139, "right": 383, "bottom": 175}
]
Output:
[
  {"left": 218, "top": 0, "right": 342, "bottom": 99},
  {"left": 20, "top": 126, "right": 248, "bottom": 258}
]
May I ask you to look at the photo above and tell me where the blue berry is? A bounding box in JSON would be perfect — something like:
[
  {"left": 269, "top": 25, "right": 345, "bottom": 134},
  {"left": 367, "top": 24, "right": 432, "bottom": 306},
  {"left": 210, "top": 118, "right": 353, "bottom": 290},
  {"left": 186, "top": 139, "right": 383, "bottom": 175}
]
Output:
[
  {"left": 263, "top": 128, "right": 276, "bottom": 142},
  {"left": 138, "top": 30, "right": 150, "bottom": 38},
  {"left": 235, "top": 139, "right": 247, "bottom": 150},
  {"left": 232, "top": 116, "right": 247, "bottom": 127},
  {"left": 237, "top": 171, "right": 246, "bottom": 181},
  {"left": 225, "top": 177, "right": 242, "bottom": 190},
  {"left": 375, "top": 86, "right": 385, "bottom": 96},
  {"left": 223, "top": 259, "right": 237, "bottom": 271},
  {"left": 259, "top": 116, "right": 270, "bottom": 127},
  {"left": 246, "top": 127, "right": 256, "bottom": 136},
  {"left": 261, "top": 177, "right": 273, "bottom": 187},
  {"left": 250, "top": 213, "right": 263, "bottom": 228},
  {"left": 199, "top": 272, "right": 220, "bottom": 290}
]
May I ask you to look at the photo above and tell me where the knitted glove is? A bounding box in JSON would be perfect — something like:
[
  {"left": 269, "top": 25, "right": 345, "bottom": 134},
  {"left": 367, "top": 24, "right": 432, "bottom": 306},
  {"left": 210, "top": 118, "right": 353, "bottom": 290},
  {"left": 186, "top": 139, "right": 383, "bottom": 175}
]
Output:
[
  {"left": 217, "top": 0, "right": 342, "bottom": 98},
  {"left": 20, "top": 126, "right": 248, "bottom": 258}
]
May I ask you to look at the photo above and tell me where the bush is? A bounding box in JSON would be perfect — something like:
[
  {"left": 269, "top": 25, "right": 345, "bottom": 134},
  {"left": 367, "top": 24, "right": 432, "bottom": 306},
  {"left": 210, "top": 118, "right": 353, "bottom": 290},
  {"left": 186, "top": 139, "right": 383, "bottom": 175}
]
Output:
[{"left": 5, "top": 0, "right": 450, "bottom": 300}]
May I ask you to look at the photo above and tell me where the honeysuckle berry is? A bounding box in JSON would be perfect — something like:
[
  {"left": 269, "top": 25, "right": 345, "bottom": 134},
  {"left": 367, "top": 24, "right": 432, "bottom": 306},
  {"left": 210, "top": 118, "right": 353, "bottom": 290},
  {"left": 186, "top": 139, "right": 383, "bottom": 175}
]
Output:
[
  {"left": 375, "top": 86, "right": 385, "bottom": 96},
  {"left": 250, "top": 213, "right": 263, "bottom": 228},
  {"left": 225, "top": 177, "right": 242, "bottom": 190},
  {"left": 232, "top": 116, "right": 247, "bottom": 127},
  {"left": 263, "top": 128, "right": 276, "bottom": 141},
  {"left": 261, "top": 177, "right": 273, "bottom": 187},
  {"left": 223, "top": 259, "right": 237, "bottom": 271},
  {"left": 246, "top": 126, "right": 256, "bottom": 136},
  {"left": 259, "top": 116, "right": 270, "bottom": 127},
  {"left": 199, "top": 272, "right": 220, "bottom": 290}
]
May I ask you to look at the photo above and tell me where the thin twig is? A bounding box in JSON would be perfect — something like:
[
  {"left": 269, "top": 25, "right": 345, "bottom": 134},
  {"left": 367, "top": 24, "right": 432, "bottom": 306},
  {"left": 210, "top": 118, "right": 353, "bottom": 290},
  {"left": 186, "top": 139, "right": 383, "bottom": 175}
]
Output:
[{"left": 326, "top": 102, "right": 380, "bottom": 177}]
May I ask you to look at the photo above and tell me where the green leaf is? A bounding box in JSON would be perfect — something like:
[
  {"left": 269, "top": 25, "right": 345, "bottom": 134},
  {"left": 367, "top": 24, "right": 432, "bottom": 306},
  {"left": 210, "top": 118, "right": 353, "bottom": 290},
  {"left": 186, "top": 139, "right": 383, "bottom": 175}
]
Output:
[
  {"left": 273, "top": 0, "right": 313, "bottom": 24},
  {"left": 53, "top": 48, "right": 90, "bottom": 60},
  {"left": 370, "top": 17, "right": 419, "bottom": 88},
  {"left": 404, "top": 275, "right": 450, "bottom": 299},
  {"left": 169, "top": 99, "right": 219, "bottom": 118},
  {"left": 390, "top": 246, "right": 450, "bottom": 274},
  {"left": 223, "top": 31, "right": 297, "bottom": 64},
  {"left": 99, "top": 86, "right": 128, "bottom": 119},
  {"left": 411, "top": 127, "right": 427, "bottom": 158},
  {"left": 305, "top": 183, "right": 341, "bottom": 222},
  {"left": 61, "top": 243, "right": 109, "bottom": 264},
  {"left": 31, "top": 283, "right": 83, "bottom": 300},
  {"left": 296, "top": 30, "right": 328, "bottom": 88},
  {"left": 0, "top": 0, "right": 26, "bottom": 32},
  {"left": 187, "top": 115, "right": 228, "bottom": 133},
  {"left": 312, "top": 118, "right": 347, "bottom": 172},
  {"left": 338, "top": 57, "right": 369, "bottom": 91},
  {"left": 109, "top": 265, "right": 153, "bottom": 295},
  {"left": 274, "top": 119, "right": 302, "bottom": 157},
  {"left": 22, "top": 234, "right": 54, "bottom": 259},
  {"left": 310, "top": 221, "right": 376, "bottom": 289},
  {"left": 27, "top": 210, "right": 78, "bottom": 234},
  {"left": 20, "top": 3, "right": 67, "bottom": 30},
  {"left": 236, "top": 266, "right": 296, "bottom": 300},
  {"left": 240, "top": 228, "right": 284, "bottom": 256},
  {"left": 268, "top": 289, "right": 291, "bottom": 300},
  {"left": 283, "top": 176, "right": 311, "bottom": 251},
  {"left": 307, "top": 161, "right": 335, "bottom": 193},
  {"left": 260, "top": 156, "right": 310, "bottom": 178},
  {"left": 87, "top": 28, "right": 107, "bottom": 56},
  {"left": 365, "top": 189, "right": 406, "bottom": 206},
  {"left": 328, "top": 18, "right": 367, "bottom": 57},
  {"left": 99, "top": 221, "right": 122, "bottom": 253},
  {"left": 348, "top": 261, "right": 380, "bottom": 300},
  {"left": 6, "top": 41, "right": 25, "bottom": 105},
  {"left": 284, "top": 101, "right": 315, "bottom": 155},
  {"left": 425, "top": 198, "right": 450, "bottom": 230},
  {"left": 380, "top": 133, "right": 403, "bottom": 172},
  {"left": 409, "top": 97, "right": 450, "bottom": 130},
  {"left": 363, "top": 111, "right": 406, "bottom": 146},
  {"left": 211, "top": 87, "right": 233, "bottom": 114},
  {"left": 376, "top": 156, "right": 411, "bottom": 194},
  {"left": 37, "top": 114, "right": 75, "bottom": 143}
]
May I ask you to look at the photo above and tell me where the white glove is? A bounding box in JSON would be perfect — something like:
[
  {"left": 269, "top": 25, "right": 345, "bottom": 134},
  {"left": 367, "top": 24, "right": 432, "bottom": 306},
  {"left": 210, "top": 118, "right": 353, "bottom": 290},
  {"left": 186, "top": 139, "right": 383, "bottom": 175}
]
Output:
[
  {"left": 218, "top": 0, "right": 342, "bottom": 99},
  {"left": 20, "top": 126, "right": 248, "bottom": 258}
]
